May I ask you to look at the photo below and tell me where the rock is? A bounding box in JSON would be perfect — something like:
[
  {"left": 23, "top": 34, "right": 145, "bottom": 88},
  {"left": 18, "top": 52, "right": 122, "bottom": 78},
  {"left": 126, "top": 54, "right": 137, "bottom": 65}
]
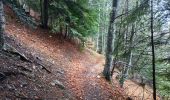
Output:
[
  {"left": 20, "top": 81, "right": 28, "bottom": 88},
  {"left": 97, "top": 75, "right": 101, "bottom": 78},
  {"left": 56, "top": 70, "right": 64, "bottom": 74},
  {"left": 49, "top": 35, "right": 52, "bottom": 38},
  {"left": 39, "top": 65, "right": 43, "bottom": 69},
  {"left": 0, "top": 72, "right": 6, "bottom": 81},
  {"left": 3, "top": 43, "right": 18, "bottom": 53},
  {"left": 6, "top": 84, "right": 16, "bottom": 91},
  {"left": 0, "top": 86, "right": 4, "bottom": 91},
  {"left": 33, "top": 65, "right": 36, "bottom": 69},
  {"left": 3, "top": 43, "right": 30, "bottom": 62},
  {"left": 51, "top": 80, "right": 65, "bottom": 89}
]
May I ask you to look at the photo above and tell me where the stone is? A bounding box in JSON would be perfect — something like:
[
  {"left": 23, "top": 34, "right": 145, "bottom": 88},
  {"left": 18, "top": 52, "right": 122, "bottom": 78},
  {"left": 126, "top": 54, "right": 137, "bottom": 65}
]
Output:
[
  {"left": 97, "top": 75, "right": 101, "bottom": 78},
  {"left": 51, "top": 80, "right": 65, "bottom": 89},
  {"left": 0, "top": 72, "right": 6, "bottom": 81}
]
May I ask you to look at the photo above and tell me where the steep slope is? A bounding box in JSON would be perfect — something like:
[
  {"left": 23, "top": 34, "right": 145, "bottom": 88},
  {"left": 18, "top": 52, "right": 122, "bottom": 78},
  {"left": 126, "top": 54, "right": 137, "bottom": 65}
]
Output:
[{"left": 0, "top": 5, "right": 127, "bottom": 99}]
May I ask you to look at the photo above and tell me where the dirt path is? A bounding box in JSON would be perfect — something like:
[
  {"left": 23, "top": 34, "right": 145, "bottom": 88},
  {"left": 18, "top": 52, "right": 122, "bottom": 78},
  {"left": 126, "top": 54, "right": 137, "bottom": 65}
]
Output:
[
  {"left": 4, "top": 5, "right": 126, "bottom": 99},
  {"left": 5, "top": 27, "right": 124, "bottom": 99},
  {"left": 5, "top": 23, "right": 124, "bottom": 99},
  {"left": 5, "top": 5, "right": 160, "bottom": 100}
]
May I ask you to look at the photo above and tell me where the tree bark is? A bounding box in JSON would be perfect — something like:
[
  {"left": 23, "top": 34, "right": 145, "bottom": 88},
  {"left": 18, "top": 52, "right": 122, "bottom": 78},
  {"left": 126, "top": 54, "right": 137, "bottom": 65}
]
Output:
[
  {"left": 103, "top": 0, "right": 118, "bottom": 81},
  {"left": 98, "top": 33, "right": 103, "bottom": 54},
  {"left": 0, "top": 0, "right": 5, "bottom": 50},
  {"left": 96, "top": 33, "right": 99, "bottom": 52},
  {"left": 97, "top": 5, "right": 103, "bottom": 54},
  {"left": 111, "top": 9, "right": 124, "bottom": 76},
  {"left": 42, "top": 0, "right": 48, "bottom": 28},
  {"left": 119, "top": 24, "right": 135, "bottom": 87},
  {"left": 40, "top": 0, "right": 43, "bottom": 25},
  {"left": 150, "top": 0, "right": 156, "bottom": 99}
]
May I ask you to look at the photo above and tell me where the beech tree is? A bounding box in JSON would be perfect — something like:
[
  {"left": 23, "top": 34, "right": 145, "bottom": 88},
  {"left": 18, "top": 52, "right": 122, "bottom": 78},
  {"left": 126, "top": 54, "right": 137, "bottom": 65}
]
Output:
[{"left": 103, "top": 0, "right": 118, "bottom": 81}]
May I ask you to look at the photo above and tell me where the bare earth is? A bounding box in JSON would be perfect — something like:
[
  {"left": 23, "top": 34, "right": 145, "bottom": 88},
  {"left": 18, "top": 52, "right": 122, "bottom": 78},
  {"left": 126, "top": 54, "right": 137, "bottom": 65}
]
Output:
[
  {"left": 1, "top": 5, "right": 126, "bottom": 100},
  {"left": 0, "top": 5, "right": 159, "bottom": 100}
]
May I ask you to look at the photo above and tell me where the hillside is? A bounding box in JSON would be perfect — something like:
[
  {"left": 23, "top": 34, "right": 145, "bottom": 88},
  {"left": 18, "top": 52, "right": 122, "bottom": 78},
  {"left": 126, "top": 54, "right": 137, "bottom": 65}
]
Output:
[
  {"left": 0, "top": 5, "right": 127, "bottom": 99},
  {"left": 4, "top": 0, "right": 170, "bottom": 99},
  {"left": 0, "top": 4, "right": 164, "bottom": 100}
]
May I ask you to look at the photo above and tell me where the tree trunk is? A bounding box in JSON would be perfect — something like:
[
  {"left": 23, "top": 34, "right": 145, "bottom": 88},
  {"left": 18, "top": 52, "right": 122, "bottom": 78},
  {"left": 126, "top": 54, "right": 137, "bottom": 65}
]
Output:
[
  {"left": 0, "top": 0, "right": 5, "bottom": 50},
  {"left": 40, "top": 0, "right": 43, "bottom": 25},
  {"left": 97, "top": 5, "right": 103, "bottom": 54},
  {"left": 150, "top": 0, "right": 156, "bottom": 99},
  {"left": 102, "top": 32, "right": 105, "bottom": 54},
  {"left": 119, "top": 24, "right": 135, "bottom": 87},
  {"left": 42, "top": 0, "right": 48, "bottom": 28},
  {"left": 96, "top": 33, "right": 99, "bottom": 52},
  {"left": 124, "top": 0, "right": 129, "bottom": 46},
  {"left": 111, "top": 9, "right": 124, "bottom": 76},
  {"left": 98, "top": 33, "right": 103, "bottom": 54},
  {"left": 103, "top": 0, "right": 118, "bottom": 81},
  {"left": 119, "top": 0, "right": 132, "bottom": 87},
  {"left": 64, "top": 25, "right": 68, "bottom": 39}
]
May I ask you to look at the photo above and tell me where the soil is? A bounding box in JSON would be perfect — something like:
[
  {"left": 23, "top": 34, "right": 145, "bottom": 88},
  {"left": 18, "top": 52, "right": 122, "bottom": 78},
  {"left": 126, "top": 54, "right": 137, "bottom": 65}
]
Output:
[
  {"left": 0, "top": 4, "right": 160, "bottom": 100},
  {"left": 0, "top": 5, "right": 127, "bottom": 100}
]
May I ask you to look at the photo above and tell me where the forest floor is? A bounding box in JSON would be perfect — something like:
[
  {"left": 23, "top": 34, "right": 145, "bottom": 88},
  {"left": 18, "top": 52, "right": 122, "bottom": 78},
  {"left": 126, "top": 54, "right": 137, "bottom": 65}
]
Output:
[
  {"left": 0, "top": 5, "right": 159, "bottom": 100},
  {"left": 0, "top": 5, "right": 127, "bottom": 100}
]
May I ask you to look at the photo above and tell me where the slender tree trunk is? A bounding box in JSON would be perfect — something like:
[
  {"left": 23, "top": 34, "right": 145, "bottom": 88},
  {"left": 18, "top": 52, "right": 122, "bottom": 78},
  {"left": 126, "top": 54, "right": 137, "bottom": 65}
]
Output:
[
  {"left": 119, "top": 24, "right": 135, "bottom": 87},
  {"left": 150, "top": 0, "right": 156, "bottom": 99},
  {"left": 0, "top": 0, "right": 5, "bottom": 50},
  {"left": 102, "top": 32, "right": 105, "bottom": 54},
  {"left": 40, "top": 0, "right": 43, "bottom": 25},
  {"left": 119, "top": 0, "right": 134, "bottom": 87},
  {"left": 64, "top": 25, "right": 68, "bottom": 39},
  {"left": 124, "top": 0, "right": 129, "bottom": 46},
  {"left": 142, "top": 86, "right": 145, "bottom": 100},
  {"left": 97, "top": 5, "right": 103, "bottom": 54},
  {"left": 96, "top": 6, "right": 101, "bottom": 53},
  {"left": 60, "top": 25, "right": 63, "bottom": 35},
  {"left": 96, "top": 33, "right": 99, "bottom": 52},
  {"left": 103, "top": 0, "right": 118, "bottom": 81},
  {"left": 42, "top": 0, "right": 48, "bottom": 28},
  {"left": 111, "top": 9, "right": 124, "bottom": 76},
  {"left": 98, "top": 33, "right": 103, "bottom": 54}
]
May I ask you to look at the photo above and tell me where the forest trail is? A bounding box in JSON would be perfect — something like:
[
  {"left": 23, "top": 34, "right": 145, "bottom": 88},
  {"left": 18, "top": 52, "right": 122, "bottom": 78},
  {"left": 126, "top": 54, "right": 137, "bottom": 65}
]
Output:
[
  {"left": 5, "top": 20, "right": 124, "bottom": 99},
  {"left": 4, "top": 5, "right": 126, "bottom": 99},
  {"left": 2, "top": 5, "right": 160, "bottom": 100}
]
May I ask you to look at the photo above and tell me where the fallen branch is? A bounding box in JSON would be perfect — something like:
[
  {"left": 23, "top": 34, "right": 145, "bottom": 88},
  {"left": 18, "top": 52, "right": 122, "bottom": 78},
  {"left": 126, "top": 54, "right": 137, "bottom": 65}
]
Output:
[{"left": 35, "top": 62, "right": 52, "bottom": 73}]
